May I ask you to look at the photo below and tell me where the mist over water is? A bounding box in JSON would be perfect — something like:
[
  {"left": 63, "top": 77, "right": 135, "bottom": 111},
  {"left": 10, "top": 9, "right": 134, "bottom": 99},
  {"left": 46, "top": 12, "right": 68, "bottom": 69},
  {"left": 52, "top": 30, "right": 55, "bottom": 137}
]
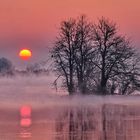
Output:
[
  {"left": 0, "top": 75, "right": 66, "bottom": 107},
  {"left": 0, "top": 75, "right": 140, "bottom": 140}
]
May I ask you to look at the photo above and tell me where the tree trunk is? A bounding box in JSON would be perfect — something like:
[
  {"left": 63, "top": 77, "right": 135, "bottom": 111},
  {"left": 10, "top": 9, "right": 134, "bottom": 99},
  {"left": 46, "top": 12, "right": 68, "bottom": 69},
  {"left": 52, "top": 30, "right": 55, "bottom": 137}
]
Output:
[
  {"left": 99, "top": 78, "right": 107, "bottom": 95},
  {"left": 68, "top": 86, "right": 74, "bottom": 95}
]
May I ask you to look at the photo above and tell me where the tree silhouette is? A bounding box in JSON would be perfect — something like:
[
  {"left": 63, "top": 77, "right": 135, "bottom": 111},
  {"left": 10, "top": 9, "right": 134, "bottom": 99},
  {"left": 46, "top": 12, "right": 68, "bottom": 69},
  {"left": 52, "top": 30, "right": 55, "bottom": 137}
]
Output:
[
  {"left": 52, "top": 18, "right": 76, "bottom": 94},
  {"left": 0, "top": 57, "right": 14, "bottom": 76},
  {"left": 92, "top": 17, "right": 140, "bottom": 94},
  {"left": 73, "top": 15, "right": 95, "bottom": 94},
  {"left": 51, "top": 16, "right": 140, "bottom": 95},
  {"left": 52, "top": 16, "right": 95, "bottom": 94}
]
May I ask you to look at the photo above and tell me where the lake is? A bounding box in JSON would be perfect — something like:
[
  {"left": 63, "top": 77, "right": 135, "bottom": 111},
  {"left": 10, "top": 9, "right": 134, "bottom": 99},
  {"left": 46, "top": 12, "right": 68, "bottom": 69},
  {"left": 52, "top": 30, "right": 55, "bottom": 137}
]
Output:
[{"left": 0, "top": 76, "right": 140, "bottom": 140}]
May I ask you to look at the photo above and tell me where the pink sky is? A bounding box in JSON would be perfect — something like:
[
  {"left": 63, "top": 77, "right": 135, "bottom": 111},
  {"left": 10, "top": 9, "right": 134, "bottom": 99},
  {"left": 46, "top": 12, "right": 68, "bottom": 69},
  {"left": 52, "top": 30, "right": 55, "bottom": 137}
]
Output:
[{"left": 0, "top": 0, "right": 140, "bottom": 68}]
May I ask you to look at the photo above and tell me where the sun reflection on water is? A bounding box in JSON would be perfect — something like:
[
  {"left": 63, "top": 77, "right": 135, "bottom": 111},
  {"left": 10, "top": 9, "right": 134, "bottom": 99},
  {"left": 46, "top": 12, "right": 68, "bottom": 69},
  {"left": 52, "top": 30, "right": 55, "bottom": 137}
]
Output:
[
  {"left": 20, "top": 118, "right": 32, "bottom": 127},
  {"left": 19, "top": 105, "right": 32, "bottom": 139},
  {"left": 20, "top": 105, "right": 32, "bottom": 118}
]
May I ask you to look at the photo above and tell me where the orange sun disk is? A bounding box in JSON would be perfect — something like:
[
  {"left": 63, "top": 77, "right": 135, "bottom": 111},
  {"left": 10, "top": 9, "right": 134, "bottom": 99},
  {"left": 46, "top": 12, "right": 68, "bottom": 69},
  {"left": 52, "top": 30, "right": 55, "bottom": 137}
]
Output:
[{"left": 19, "top": 49, "right": 32, "bottom": 60}]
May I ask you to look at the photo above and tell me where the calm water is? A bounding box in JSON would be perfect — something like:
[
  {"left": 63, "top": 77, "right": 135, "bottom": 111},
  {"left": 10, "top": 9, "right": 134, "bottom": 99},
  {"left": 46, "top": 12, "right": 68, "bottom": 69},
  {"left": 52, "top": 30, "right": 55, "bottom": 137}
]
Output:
[
  {"left": 1, "top": 101, "right": 140, "bottom": 140},
  {"left": 0, "top": 76, "right": 140, "bottom": 140}
]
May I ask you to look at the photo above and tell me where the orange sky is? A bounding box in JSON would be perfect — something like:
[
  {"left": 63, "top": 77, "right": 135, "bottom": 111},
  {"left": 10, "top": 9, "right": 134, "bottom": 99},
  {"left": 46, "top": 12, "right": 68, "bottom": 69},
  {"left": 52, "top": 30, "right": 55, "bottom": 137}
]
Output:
[{"left": 0, "top": 0, "right": 140, "bottom": 67}]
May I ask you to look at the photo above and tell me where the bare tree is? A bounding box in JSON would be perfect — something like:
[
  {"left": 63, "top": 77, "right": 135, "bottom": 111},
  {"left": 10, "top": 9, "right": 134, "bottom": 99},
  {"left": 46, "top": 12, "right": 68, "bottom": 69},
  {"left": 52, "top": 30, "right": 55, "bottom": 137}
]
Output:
[
  {"left": 74, "top": 15, "right": 95, "bottom": 94},
  {"left": 51, "top": 16, "right": 140, "bottom": 95},
  {"left": 115, "top": 54, "right": 140, "bottom": 95},
  {"left": 52, "top": 19, "right": 76, "bottom": 95},
  {"left": 51, "top": 16, "right": 95, "bottom": 94},
  {"left": 92, "top": 17, "right": 140, "bottom": 94}
]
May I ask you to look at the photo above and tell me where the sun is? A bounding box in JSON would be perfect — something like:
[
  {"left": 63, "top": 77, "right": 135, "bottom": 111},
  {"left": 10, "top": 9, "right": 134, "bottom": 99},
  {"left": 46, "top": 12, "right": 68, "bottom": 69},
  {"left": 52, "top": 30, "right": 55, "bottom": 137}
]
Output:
[{"left": 19, "top": 49, "right": 32, "bottom": 60}]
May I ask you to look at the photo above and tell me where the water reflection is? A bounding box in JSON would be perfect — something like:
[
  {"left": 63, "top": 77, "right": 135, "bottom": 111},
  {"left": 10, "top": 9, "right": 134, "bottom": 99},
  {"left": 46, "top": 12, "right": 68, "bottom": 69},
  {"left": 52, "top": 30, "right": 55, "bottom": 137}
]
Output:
[
  {"left": 54, "top": 107, "right": 102, "bottom": 140},
  {"left": 20, "top": 105, "right": 31, "bottom": 118},
  {"left": 1, "top": 103, "right": 140, "bottom": 139},
  {"left": 20, "top": 128, "right": 32, "bottom": 138},
  {"left": 19, "top": 105, "right": 32, "bottom": 139},
  {"left": 20, "top": 118, "right": 32, "bottom": 127}
]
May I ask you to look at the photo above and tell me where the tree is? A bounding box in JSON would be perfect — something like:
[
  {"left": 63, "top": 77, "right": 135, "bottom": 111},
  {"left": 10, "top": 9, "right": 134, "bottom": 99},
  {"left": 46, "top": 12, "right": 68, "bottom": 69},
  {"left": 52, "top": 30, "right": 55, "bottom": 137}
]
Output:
[
  {"left": 52, "top": 18, "right": 76, "bottom": 95},
  {"left": 51, "top": 16, "right": 95, "bottom": 95},
  {"left": 92, "top": 17, "right": 140, "bottom": 94},
  {"left": 0, "top": 57, "right": 14, "bottom": 76},
  {"left": 51, "top": 16, "right": 140, "bottom": 95},
  {"left": 115, "top": 54, "right": 140, "bottom": 95},
  {"left": 73, "top": 15, "right": 95, "bottom": 94}
]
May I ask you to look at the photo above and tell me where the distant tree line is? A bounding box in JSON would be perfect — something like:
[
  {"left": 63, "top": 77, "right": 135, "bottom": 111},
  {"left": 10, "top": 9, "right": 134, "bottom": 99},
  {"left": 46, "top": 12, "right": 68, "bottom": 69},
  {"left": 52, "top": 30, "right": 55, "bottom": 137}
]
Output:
[
  {"left": 51, "top": 15, "right": 140, "bottom": 95},
  {"left": 0, "top": 57, "right": 49, "bottom": 76},
  {"left": 26, "top": 62, "right": 49, "bottom": 75},
  {"left": 0, "top": 57, "right": 14, "bottom": 76}
]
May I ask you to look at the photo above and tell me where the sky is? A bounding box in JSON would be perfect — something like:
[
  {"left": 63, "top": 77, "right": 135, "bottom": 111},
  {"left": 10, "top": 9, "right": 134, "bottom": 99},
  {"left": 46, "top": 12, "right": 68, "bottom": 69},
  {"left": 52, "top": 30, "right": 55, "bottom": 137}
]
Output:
[{"left": 0, "top": 0, "right": 140, "bottom": 68}]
